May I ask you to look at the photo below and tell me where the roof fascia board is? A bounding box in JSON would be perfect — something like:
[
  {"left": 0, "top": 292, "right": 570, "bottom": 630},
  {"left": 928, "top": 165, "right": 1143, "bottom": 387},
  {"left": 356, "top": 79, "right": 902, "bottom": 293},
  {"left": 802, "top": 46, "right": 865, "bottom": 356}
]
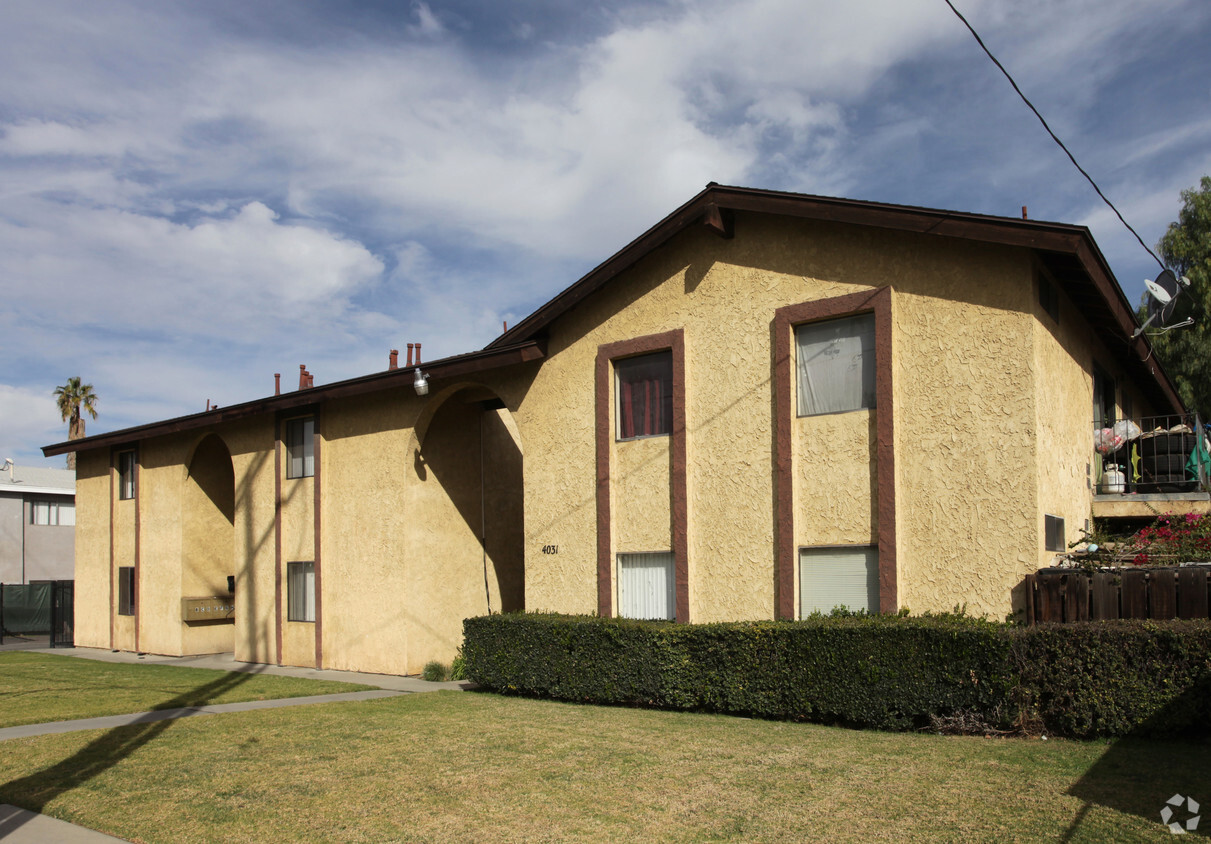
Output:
[
  {"left": 0, "top": 485, "right": 76, "bottom": 496},
  {"left": 43, "top": 340, "right": 545, "bottom": 457}
]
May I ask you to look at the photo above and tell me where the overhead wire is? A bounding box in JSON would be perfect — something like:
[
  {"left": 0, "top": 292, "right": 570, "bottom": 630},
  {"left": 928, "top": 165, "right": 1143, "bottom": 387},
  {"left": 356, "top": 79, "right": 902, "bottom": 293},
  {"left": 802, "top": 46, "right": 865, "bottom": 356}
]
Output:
[{"left": 942, "top": 0, "right": 1167, "bottom": 272}]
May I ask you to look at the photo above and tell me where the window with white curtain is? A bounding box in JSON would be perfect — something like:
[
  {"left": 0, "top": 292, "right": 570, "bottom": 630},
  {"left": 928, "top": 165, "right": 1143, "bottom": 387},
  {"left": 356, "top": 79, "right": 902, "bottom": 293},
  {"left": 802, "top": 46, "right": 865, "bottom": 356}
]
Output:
[
  {"left": 31, "top": 500, "right": 74, "bottom": 526},
  {"left": 799, "top": 546, "right": 878, "bottom": 617},
  {"left": 287, "top": 561, "right": 316, "bottom": 622},
  {"left": 795, "top": 314, "right": 876, "bottom": 416},
  {"left": 286, "top": 417, "right": 315, "bottom": 479},
  {"left": 617, "top": 552, "right": 674, "bottom": 620}
]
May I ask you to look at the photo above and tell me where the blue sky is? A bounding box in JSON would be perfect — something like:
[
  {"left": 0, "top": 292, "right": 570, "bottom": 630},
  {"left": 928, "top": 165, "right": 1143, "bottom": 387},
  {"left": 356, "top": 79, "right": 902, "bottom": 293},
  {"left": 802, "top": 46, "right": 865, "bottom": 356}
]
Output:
[{"left": 3, "top": 0, "right": 1209, "bottom": 465}]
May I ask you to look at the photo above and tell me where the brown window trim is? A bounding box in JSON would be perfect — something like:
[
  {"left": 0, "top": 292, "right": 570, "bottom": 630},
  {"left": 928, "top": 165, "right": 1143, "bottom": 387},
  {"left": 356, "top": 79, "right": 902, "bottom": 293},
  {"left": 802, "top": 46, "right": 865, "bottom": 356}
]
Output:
[
  {"left": 595, "top": 329, "right": 688, "bottom": 622},
  {"left": 774, "top": 287, "right": 896, "bottom": 618}
]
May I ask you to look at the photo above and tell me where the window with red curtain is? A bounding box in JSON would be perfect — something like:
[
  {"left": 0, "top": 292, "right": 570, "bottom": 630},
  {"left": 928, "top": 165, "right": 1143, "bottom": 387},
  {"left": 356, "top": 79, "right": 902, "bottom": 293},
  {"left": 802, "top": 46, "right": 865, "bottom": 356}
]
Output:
[{"left": 616, "top": 352, "right": 673, "bottom": 439}]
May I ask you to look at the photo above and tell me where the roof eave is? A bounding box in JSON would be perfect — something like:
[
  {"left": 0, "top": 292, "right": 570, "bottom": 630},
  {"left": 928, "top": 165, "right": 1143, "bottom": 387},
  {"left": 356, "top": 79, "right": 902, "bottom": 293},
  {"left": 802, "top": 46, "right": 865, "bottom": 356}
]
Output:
[{"left": 42, "top": 339, "right": 546, "bottom": 457}]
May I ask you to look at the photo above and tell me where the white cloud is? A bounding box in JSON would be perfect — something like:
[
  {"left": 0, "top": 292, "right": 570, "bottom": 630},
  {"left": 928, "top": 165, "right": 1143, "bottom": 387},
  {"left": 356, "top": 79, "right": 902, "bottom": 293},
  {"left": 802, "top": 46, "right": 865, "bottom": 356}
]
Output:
[{"left": 0, "top": 384, "right": 66, "bottom": 464}]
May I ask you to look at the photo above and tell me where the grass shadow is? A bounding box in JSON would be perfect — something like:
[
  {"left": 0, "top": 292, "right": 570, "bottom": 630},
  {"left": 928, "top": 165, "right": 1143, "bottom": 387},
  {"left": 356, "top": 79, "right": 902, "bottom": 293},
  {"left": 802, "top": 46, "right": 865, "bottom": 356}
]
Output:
[
  {"left": 0, "top": 666, "right": 264, "bottom": 836},
  {"left": 1061, "top": 684, "right": 1211, "bottom": 840}
]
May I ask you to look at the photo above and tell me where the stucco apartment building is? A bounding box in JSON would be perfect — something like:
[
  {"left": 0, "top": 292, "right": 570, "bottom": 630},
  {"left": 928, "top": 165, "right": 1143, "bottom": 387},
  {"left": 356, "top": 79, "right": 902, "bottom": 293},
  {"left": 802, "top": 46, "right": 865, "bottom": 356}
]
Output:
[
  {"left": 0, "top": 462, "right": 76, "bottom": 584},
  {"left": 46, "top": 185, "right": 1182, "bottom": 675}
]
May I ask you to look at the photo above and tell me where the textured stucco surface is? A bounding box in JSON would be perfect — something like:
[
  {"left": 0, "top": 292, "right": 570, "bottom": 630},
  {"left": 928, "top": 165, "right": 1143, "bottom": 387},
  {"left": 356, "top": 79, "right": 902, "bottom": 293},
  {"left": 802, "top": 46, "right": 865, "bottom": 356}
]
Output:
[
  {"left": 519, "top": 213, "right": 1096, "bottom": 621},
  {"left": 794, "top": 409, "right": 877, "bottom": 549},
  {"left": 613, "top": 436, "right": 672, "bottom": 553},
  {"left": 72, "top": 451, "right": 110, "bottom": 649}
]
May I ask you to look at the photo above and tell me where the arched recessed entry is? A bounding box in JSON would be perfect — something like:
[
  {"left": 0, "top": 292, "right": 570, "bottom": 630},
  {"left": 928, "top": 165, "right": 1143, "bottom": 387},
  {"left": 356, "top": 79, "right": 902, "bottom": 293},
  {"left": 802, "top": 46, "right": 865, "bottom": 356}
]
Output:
[
  {"left": 406, "top": 384, "right": 524, "bottom": 668},
  {"left": 181, "top": 434, "right": 236, "bottom": 654}
]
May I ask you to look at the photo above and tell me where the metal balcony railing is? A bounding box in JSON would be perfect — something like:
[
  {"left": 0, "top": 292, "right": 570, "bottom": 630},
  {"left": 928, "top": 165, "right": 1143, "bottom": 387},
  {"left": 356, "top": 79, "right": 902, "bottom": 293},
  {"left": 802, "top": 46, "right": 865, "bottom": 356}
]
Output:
[{"left": 1093, "top": 412, "right": 1209, "bottom": 495}]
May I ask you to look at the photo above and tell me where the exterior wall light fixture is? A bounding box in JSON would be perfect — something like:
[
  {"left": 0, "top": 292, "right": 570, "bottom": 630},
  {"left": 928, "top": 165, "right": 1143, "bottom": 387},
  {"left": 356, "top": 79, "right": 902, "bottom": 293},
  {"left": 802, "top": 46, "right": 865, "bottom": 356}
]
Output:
[{"left": 413, "top": 368, "right": 429, "bottom": 396}]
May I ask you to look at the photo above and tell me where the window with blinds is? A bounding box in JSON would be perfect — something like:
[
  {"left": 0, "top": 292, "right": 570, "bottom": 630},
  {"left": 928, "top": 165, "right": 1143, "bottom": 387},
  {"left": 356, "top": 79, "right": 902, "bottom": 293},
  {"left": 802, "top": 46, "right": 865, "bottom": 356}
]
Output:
[
  {"left": 617, "top": 552, "right": 674, "bottom": 620},
  {"left": 287, "top": 561, "right": 316, "bottom": 622},
  {"left": 799, "top": 546, "right": 878, "bottom": 617}
]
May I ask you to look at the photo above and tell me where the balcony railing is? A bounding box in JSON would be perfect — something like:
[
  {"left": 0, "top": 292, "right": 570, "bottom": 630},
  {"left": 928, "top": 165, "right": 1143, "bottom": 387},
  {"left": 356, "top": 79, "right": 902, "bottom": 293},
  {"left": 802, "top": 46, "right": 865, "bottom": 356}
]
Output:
[{"left": 1093, "top": 412, "right": 1209, "bottom": 495}]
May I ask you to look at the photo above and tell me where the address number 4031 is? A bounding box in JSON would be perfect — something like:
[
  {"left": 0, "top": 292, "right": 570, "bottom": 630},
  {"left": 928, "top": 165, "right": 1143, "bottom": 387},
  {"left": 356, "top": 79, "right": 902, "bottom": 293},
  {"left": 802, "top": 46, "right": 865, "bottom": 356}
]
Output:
[{"left": 541, "top": 545, "right": 559, "bottom": 555}]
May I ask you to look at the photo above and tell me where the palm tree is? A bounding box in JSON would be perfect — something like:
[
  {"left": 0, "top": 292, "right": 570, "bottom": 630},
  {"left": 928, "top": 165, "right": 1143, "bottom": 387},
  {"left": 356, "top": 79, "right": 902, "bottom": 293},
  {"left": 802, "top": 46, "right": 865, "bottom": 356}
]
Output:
[{"left": 53, "top": 377, "right": 98, "bottom": 470}]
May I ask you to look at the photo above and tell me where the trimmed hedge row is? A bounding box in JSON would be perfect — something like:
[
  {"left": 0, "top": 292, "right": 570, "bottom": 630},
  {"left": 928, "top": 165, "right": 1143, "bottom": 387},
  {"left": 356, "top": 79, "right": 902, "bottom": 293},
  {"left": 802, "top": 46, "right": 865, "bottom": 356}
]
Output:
[{"left": 462, "top": 613, "right": 1211, "bottom": 738}]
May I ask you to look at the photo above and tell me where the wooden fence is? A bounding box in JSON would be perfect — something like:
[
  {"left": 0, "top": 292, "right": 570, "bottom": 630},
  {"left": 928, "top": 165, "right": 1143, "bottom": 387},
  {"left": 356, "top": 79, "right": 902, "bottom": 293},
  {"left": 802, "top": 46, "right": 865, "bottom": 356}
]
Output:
[{"left": 1023, "top": 567, "right": 1211, "bottom": 624}]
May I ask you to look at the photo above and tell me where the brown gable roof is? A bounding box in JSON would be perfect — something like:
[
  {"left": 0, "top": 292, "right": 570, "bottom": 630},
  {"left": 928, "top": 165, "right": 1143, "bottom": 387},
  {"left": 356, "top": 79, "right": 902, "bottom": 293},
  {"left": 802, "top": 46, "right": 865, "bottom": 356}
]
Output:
[
  {"left": 42, "top": 340, "right": 544, "bottom": 457},
  {"left": 487, "top": 183, "right": 1182, "bottom": 414}
]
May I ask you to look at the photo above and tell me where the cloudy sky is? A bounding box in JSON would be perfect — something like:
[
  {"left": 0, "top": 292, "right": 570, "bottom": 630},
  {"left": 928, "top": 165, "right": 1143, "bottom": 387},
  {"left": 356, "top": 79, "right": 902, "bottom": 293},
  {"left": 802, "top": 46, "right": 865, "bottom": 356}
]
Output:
[{"left": 3, "top": 0, "right": 1208, "bottom": 465}]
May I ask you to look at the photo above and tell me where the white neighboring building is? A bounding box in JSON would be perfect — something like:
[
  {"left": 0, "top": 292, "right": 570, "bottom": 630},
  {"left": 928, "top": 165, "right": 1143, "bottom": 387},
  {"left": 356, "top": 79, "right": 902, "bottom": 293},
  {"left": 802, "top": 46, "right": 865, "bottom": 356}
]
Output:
[{"left": 0, "top": 461, "right": 76, "bottom": 583}]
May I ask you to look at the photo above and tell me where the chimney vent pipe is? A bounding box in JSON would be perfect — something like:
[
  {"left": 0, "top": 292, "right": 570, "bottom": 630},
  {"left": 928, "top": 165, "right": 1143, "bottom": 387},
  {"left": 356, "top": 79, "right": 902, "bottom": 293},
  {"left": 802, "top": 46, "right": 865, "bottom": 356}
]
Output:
[{"left": 389, "top": 349, "right": 399, "bottom": 370}]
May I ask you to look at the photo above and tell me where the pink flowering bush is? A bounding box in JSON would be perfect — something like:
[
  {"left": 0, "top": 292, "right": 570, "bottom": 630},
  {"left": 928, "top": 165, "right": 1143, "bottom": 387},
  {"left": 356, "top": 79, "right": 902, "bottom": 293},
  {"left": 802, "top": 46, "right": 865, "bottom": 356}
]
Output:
[{"left": 1114, "top": 513, "right": 1211, "bottom": 566}]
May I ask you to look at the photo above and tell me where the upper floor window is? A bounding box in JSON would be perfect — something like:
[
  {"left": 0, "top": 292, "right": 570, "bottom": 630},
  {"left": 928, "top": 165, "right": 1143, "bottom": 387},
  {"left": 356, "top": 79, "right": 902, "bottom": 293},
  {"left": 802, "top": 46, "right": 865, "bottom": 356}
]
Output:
[
  {"left": 286, "top": 416, "right": 315, "bottom": 479},
  {"left": 795, "top": 314, "right": 875, "bottom": 416},
  {"left": 117, "top": 451, "right": 136, "bottom": 500},
  {"left": 616, "top": 352, "right": 672, "bottom": 440},
  {"left": 31, "top": 500, "right": 75, "bottom": 526}
]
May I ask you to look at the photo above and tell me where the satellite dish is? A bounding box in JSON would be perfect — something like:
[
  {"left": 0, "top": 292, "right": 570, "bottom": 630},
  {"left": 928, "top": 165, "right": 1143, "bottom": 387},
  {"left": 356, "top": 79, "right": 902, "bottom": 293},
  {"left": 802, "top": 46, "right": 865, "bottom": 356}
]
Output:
[{"left": 1145, "top": 269, "right": 1179, "bottom": 324}]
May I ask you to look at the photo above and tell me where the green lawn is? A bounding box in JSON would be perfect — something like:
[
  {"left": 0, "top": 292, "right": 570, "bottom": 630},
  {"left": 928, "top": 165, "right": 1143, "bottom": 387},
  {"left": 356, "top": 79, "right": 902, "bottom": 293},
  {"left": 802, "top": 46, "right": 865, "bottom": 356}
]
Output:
[
  {"left": 0, "top": 652, "right": 374, "bottom": 727},
  {"left": 1, "top": 684, "right": 1206, "bottom": 842}
]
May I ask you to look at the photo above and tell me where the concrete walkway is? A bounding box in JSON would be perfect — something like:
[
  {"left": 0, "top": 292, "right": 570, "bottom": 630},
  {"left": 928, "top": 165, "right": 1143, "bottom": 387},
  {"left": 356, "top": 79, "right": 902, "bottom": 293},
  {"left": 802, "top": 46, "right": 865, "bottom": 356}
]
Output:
[
  {"left": 1, "top": 804, "right": 128, "bottom": 843},
  {"left": 0, "top": 646, "right": 472, "bottom": 842}
]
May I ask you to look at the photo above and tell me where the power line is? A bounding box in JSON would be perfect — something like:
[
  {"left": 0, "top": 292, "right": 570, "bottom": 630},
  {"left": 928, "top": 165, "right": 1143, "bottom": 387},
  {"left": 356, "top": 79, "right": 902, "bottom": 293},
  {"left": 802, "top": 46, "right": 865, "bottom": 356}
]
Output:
[{"left": 942, "top": 0, "right": 1166, "bottom": 272}]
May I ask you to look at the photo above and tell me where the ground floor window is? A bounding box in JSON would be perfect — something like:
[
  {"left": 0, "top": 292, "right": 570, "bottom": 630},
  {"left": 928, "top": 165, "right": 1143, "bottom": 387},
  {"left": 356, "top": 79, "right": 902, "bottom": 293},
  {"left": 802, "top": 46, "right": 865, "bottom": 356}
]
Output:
[
  {"left": 287, "top": 561, "right": 316, "bottom": 622},
  {"left": 617, "top": 552, "right": 674, "bottom": 620},
  {"left": 799, "top": 546, "right": 878, "bottom": 617},
  {"left": 31, "top": 500, "right": 75, "bottom": 525},
  {"left": 118, "top": 566, "right": 135, "bottom": 615}
]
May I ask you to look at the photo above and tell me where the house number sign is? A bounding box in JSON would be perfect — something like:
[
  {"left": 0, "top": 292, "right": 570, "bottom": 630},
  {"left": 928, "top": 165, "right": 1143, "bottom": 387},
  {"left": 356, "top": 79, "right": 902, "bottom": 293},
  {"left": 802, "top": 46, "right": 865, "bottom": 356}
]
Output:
[
  {"left": 541, "top": 545, "right": 559, "bottom": 555},
  {"left": 181, "top": 597, "right": 235, "bottom": 621}
]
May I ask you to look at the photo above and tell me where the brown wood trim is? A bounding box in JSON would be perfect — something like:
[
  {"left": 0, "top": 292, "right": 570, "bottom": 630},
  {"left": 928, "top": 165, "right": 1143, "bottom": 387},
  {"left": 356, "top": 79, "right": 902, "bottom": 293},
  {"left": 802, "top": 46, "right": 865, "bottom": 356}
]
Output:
[
  {"left": 595, "top": 329, "right": 688, "bottom": 621},
  {"left": 108, "top": 451, "right": 115, "bottom": 651},
  {"left": 313, "top": 411, "right": 323, "bottom": 669},
  {"left": 773, "top": 287, "right": 895, "bottom": 618},
  {"left": 133, "top": 450, "right": 141, "bottom": 654},
  {"left": 44, "top": 341, "right": 546, "bottom": 458},
  {"left": 274, "top": 420, "right": 283, "bottom": 666}
]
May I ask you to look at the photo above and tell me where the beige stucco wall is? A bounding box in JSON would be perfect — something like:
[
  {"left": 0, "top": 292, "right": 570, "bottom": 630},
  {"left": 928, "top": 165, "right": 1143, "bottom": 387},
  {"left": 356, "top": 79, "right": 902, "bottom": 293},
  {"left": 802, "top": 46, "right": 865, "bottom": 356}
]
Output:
[
  {"left": 72, "top": 451, "right": 111, "bottom": 649},
  {"left": 1032, "top": 270, "right": 1097, "bottom": 571},
  {"left": 279, "top": 416, "right": 316, "bottom": 668},
  {"left": 519, "top": 214, "right": 1063, "bottom": 621}
]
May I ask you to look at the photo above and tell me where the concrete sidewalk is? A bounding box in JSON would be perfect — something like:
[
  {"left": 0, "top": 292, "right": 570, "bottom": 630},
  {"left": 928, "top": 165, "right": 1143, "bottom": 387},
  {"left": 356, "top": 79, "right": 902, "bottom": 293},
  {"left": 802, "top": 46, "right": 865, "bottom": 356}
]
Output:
[
  {"left": 9, "top": 645, "right": 473, "bottom": 692},
  {"left": 1, "top": 804, "right": 128, "bottom": 843}
]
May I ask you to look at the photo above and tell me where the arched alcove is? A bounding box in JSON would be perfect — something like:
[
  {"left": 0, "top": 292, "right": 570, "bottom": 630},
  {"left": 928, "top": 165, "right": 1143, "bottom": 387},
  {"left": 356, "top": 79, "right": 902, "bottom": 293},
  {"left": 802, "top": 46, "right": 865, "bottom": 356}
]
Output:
[
  {"left": 405, "top": 385, "right": 524, "bottom": 668},
  {"left": 181, "top": 433, "right": 236, "bottom": 653}
]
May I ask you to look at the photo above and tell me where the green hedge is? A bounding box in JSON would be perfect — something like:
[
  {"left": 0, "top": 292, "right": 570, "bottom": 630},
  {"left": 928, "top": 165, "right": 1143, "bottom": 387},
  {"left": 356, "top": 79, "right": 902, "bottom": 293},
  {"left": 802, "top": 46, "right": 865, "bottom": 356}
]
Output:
[{"left": 462, "top": 613, "right": 1211, "bottom": 738}]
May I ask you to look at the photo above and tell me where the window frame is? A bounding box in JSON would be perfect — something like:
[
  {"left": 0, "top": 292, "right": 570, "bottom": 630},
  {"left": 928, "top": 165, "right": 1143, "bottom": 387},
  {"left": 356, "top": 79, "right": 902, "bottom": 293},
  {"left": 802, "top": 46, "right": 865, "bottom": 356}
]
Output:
[
  {"left": 614, "top": 351, "right": 674, "bottom": 441},
  {"left": 1044, "top": 515, "right": 1066, "bottom": 552},
  {"left": 117, "top": 566, "right": 135, "bottom": 616},
  {"left": 287, "top": 560, "right": 316, "bottom": 622},
  {"left": 285, "top": 416, "right": 316, "bottom": 479},
  {"left": 794, "top": 313, "right": 877, "bottom": 417},
  {"left": 30, "top": 500, "right": 74, "bottom": 526},
  {"left": 616, "top": 551, "right": 676, "bottom": 621},
  {"left": 798, "top": 544, "right": 879, "bottom": 618},
  {"left": 117, "top": 450, "right": 137, "bottom": 500}
]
